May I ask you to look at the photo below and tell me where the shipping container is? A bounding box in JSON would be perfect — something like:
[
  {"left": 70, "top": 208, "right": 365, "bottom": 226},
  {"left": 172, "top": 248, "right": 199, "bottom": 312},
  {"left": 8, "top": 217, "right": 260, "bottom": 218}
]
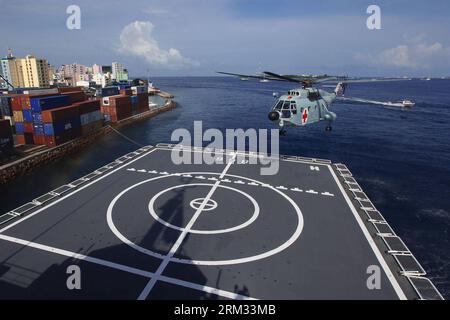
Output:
[
  {"left": 81, "top": 120, "right": 103, "bottom": 136},
  {"left": 41, "top": 105, "right": 80, "bottom": 123},
  {"left": 33, "top": 134, "right": 46, "bottom": 145},
  {"left": 118, "top": 84, "right": 131, "bottom": 90},
  {"left": 101, "top": 87, "right": 119, "bottom": 97},
  {"left": 33, "top": 112, "right": 43, "bottom": 124},
  {"left": 131, "top": 86, "right": 147, "bottom": 95},
  {"left": 0, "top": 96, "right": 12, "bottom": 117},
  {"left": 120, "top": 89, "right": 133, "bottom": 96},
  {"left": 16, "top": 133, "right": 34, "bottom": 145},
  {"left": 23, "top": 88, "right": 59, "bottom": 95},
  {"left": 13, "top": 110, "right": 24, "bottom": 123},
  {"left": 33, "top": 124, "right": 45, "bottom": 136},
  {"left": 11, "top": 93, "right": 58, "bottom": 111},
  {"left": 31, "top": 95, "right": 70, "bottom": 112},
  {"left": 23, "top": 109, "right": 33, "bottom": 122},
  {"left": 131, "top": 95, "right": 139, "bottom": 105},
  {"left": 0, "top": 120, "right": 14, "bottom": 159},
  {"left": 44, "top": 117, "right": 81, "bottom": 136},
  {"left": 24, "top": 122, "right": 34, "bottom": 133},
  {"left": 137, "top": 93, "right": 148, "bottom": 108},
  {"left": 58, "top": 86, "right": 83, "bottom": 93},
  {"left": 0, "top": 119, "right": 13, "bottom": 138},
  {"left": 15, "top": 122, "right": 25, "bottom": 134},
  {"left": 80, "top": 110, "right": 102, "bottom": 126},
  {"left": 44, "top": 127, "right": 81, "bottom": 147},
  {"left": 62, "top": 91, "right": 87, "bottom": 104},
  {"left": 75, "top": 99, "right": 101, "bottom": 115}
]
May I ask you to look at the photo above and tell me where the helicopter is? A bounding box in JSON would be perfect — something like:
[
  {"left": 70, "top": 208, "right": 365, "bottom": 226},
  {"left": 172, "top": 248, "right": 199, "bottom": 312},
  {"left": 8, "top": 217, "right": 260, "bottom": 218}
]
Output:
[{"left": 217, "top": 71, "right": 411, "bottom": 135}]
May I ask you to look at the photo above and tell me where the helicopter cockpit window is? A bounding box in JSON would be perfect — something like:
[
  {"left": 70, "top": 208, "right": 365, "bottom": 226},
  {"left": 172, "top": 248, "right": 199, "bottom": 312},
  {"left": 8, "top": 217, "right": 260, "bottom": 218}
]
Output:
[
  {"left": 281, "top": 101, "right": 292, "bottom": 118},
  {"left": 282, "top": 101, "right": 291, "bottom": 109},
  {"left": 274, "top": 100, "right": 283, "bottom": 110}
]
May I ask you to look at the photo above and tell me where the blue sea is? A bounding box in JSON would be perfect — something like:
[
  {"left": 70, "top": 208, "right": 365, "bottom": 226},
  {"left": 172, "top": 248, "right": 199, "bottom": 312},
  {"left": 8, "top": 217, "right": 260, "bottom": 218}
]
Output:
[{"left": 0, "top": 77, "right": 449, "bottom": 298}]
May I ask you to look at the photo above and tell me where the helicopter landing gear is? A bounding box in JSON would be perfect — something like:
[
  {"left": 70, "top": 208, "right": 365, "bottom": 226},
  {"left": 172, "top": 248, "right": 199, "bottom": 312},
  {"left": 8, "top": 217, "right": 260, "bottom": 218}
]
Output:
[{"left": 325, "top": 125, "right": 332, "bottom": 132}]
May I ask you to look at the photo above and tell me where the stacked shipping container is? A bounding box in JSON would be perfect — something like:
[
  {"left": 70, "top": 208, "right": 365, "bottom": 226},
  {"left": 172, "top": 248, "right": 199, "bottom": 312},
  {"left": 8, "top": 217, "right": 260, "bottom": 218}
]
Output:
[
  {"left": 8, "top": 87, "right": 103, "bottom": 147},
  {"left": 0, "top": 119, "right": 14, "bottom": 160},
  {"left": 101, "top": 85, "right": 149, "bottom": 122}
]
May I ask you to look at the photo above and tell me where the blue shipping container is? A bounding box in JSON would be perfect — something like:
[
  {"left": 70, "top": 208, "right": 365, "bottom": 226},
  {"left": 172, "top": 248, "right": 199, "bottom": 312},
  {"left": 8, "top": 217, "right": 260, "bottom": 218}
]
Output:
[
  {"left": 0, "top": 96, "right": 12, "bottom": 116},
  {"left": 31, "top": 95, "right": 70, "bottom": 112},
  {"left": 131, "top": 96, "right": 138, "bottom": 104},
  {"left": 23, "top": 109, "right": 33, "bottom": 122},
  {"left": 44, "top": 117, "right": 81, "bottom": 136},
  {"left": 15, "top": 122, "right": 25, "bottom": 134},
  {"left": 33, "top": 124, "right": 44, "bottom": 136},
  {"left": 101, "top": 87, "right": 119, "bottom": 97},
  {"left": 32, "top": 112, "right": 43, "bottom": 124}
]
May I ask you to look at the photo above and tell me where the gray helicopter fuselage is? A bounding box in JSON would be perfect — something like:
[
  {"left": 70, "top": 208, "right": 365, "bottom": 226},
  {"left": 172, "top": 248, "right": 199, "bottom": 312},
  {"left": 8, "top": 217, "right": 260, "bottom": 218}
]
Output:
[{"left": 272, "top": 87, "right": 337, "bottom": 128}]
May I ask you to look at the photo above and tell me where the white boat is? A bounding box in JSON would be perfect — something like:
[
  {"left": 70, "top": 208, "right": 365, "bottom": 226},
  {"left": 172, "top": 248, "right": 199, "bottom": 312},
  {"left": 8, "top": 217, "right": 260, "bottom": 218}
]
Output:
[
  {"left": 383, "top": 100, "right": 415, "bottom": 108},
  {"left": 240, "top": 77, "right": 249, "bottom": 81},
  {"left": 260, "top": 78, "right": 270, "bottom": 83},
  {"left": 401, "top": 100, "right": 415, "bottom": 108}
]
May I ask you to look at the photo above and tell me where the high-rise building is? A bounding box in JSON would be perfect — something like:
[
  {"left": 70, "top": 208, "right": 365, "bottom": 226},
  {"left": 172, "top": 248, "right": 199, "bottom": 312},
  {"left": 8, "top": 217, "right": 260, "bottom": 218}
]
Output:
[
  {"left": 92, "top": 64, "right": 102, "bottom": 74},
  {"left": 1, "top": 50, "right": 25, "bottom": 88},
  {"left": 111, "top": 62, "right": 129, "bottom": 81},
  {"left": 58, "top": 63, "right": 88, "bottom": 86},
  {"left": 19, "top": 55, "right": 51, "bottom": 88},
  {"left": 102, "top": 65, "right": 112, "bottom": 74}
]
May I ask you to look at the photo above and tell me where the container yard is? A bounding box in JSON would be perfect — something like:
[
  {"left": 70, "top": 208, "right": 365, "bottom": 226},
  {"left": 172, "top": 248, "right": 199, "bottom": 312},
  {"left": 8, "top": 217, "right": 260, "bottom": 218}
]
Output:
[{"left": 0, "top": 84, "right": 176, "bottom": 183}]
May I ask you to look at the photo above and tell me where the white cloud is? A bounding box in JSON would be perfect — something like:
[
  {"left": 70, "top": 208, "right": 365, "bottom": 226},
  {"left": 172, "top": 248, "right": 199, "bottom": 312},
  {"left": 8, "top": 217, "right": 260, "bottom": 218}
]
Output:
[
  {"left": 118, "top": 21, "right": 198, "bottom": 70},
  {"left": 356, "top": 37, "right": 450, "bottom": 69}
]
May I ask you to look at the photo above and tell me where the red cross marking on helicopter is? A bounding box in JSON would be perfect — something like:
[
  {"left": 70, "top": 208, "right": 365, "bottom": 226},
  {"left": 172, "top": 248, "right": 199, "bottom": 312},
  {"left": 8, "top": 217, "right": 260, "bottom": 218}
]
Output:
[{"left": 302, "top": 109, "right": 308, "bottom": 125}]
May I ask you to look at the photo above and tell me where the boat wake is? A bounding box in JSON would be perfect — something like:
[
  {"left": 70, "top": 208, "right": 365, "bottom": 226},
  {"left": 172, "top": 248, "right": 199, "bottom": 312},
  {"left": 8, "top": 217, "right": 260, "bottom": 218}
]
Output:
[{"left": 338, "top": 97, "right": 411, "bottom": 108}]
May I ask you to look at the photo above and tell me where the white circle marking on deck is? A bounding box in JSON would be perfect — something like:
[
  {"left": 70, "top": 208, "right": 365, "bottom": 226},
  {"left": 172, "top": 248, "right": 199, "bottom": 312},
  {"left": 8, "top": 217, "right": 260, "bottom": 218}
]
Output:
[
  {"left": 107, "top": 172, "right": 304, "bottom": 265},
  {"left": 148, "top": 183, "right": 259, "bottom": 235}
]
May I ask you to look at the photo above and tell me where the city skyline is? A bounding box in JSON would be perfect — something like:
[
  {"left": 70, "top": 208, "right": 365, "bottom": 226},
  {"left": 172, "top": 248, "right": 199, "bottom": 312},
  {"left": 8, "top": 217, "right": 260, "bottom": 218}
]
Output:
[{"left": 1, "top": 0, "right": 450, "bottom": 77}]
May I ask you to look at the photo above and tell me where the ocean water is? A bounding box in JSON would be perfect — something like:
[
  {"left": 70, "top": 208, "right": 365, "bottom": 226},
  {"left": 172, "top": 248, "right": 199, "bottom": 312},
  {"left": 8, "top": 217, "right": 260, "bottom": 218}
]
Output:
[{"left": 0, "top": 77, "right": 449, "bottom": 298}]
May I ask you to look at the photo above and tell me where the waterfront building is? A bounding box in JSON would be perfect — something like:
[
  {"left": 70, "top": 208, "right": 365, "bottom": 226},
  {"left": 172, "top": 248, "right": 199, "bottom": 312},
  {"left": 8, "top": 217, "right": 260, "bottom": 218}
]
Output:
[{"left": 19, "top": 55, "right": 51, "bottom": 88}]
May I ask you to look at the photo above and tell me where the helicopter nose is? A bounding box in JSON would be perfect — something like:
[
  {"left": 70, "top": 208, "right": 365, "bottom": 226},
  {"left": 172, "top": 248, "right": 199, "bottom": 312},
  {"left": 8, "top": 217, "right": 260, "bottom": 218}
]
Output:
[{"left": 268, "top": 111, "right": 280, "bottom": 121}]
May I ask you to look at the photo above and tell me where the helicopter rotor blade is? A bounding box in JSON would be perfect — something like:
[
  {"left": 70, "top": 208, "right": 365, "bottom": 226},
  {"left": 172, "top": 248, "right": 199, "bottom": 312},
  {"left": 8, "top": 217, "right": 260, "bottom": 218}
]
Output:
[
  {"left": 216, "top": 71, "right": 267, "bottom": 79},
  {"left": 261, "top": 71, "right": 304, "bottom": 83}
]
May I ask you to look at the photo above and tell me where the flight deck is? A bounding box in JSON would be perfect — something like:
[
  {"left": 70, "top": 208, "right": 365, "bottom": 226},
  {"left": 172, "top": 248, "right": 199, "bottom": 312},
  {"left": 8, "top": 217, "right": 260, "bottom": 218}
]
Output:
[{"left": 0, "top": 144, "right": 443, "bottom": 300}]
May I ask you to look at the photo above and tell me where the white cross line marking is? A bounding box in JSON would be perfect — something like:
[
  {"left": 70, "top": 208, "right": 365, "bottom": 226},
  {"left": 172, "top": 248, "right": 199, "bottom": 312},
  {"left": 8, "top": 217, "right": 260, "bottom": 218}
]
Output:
[
  {"left": 0, "top": 234, "right": 254, "bottom": 300},
  {"left": 137, "top": 153, "right": 237, "bottom": 300}
]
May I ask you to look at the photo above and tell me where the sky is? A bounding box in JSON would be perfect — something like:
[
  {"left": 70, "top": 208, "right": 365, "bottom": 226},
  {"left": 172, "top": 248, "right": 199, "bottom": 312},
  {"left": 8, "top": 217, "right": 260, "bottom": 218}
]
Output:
[{"left": 1, "top": 0, "right": 450, "bottom": 77}]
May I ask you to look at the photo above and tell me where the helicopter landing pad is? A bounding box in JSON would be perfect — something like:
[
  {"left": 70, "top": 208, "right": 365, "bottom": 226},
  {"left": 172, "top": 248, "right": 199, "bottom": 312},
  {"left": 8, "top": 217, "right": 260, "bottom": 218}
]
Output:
[{"left": 0, "top": 145, "right": 439, "bottom": 300}]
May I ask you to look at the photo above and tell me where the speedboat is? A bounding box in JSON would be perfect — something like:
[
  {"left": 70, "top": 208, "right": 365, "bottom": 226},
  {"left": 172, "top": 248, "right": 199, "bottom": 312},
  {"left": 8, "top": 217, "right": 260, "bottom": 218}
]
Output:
[{"left": 401, "top": 100, "right": 415, "bottom": 108}]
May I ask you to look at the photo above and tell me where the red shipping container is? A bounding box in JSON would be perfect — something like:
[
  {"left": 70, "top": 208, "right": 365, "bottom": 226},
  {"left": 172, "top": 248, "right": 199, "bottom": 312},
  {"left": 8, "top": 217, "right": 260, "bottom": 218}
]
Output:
[
  {"left": 62, "top": 91, "right": 87, "bottom": 104},
  {"left": 41, "top": 105, "right": 80, "bottom": 123},
  {"left": 75, "top": 99, "right": 101, "bottom": 115},
  {"left": 24, "top": 122, "right": 34, "bottom": 133},
  {"left": 58, "top": 86, "right": 83, "bottom": 93},
  {"left": 11, "top": 93, "right": 59, "bottom": 111},
  {"left": 33, "top": 134, "right": 46, "bottom": 145},
  {"left": 16, "top": 133, "right": 34, "bottom": 145}
]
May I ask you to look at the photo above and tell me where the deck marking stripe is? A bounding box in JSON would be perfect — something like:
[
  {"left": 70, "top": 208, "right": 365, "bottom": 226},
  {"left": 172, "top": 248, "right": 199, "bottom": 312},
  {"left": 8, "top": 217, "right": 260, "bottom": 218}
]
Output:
[
  {"left": 0, "top": 147, "right": 159, "bottom": 235},
  {"left": 137, "top": 153, "right": 237, "bottom": 300},
  {"left": 327, "top": 165, "right": 407, "bottom": 300},
  {"left": 0, "top": 234, "right": 254, "bottom": 300}
]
